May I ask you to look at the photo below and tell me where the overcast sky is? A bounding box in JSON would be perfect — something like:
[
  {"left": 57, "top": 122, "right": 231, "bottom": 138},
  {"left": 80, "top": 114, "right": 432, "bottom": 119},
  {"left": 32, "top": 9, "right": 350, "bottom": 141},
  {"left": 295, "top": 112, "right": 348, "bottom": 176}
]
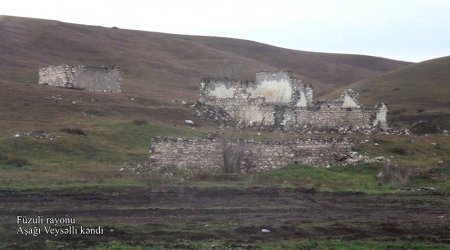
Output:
[{"left": 2, "top": 0, "right": 449, "bottom": 62}]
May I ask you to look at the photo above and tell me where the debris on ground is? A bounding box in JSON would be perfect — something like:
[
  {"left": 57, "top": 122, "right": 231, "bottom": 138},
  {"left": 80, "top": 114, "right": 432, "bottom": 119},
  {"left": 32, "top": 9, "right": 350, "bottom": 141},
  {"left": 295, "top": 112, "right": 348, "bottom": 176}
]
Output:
[{"left": 13, "top": 130, "right": 56, "bottom": 140}]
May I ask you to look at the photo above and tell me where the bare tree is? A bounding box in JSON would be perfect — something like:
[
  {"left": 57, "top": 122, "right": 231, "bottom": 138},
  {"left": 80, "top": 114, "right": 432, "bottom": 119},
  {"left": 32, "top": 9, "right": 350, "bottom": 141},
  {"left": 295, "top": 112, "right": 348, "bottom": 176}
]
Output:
[
  {"left": 379, "top": 164, "right": 412, "bottom": 188},
  {"left": 221, "top": 139, "right": 246, "bottom": 173},
  {"left": 218, "top": 60, "right": 240, "bottom": 79}
]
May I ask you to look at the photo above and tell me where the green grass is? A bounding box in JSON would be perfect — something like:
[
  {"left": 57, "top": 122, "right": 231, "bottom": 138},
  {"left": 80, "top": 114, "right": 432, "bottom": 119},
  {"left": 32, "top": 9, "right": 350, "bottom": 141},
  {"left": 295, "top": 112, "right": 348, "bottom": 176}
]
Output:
[
  {"left": 256, "top": 163, "right": 387, "bottom": 192},
  {"left": 85, "top": 239, "right": 450, "bottom": 250},
  {"left": 5, "top": 239, "right": 448, "bottom": 250},
  {"left": 0, "top": 123, "right": 448, "bottom": 193},
  {"left": 136, "top": 161, "right": 449, "bottom": 193},
  {"left": 0, "top": 120, "right": 204, "bottom": 190},
  {"left": 357, "top": 135, "right": 449, "bottom": 168},
  {"left": 355, "top": 135, "right": 450, "bottom": 190}
]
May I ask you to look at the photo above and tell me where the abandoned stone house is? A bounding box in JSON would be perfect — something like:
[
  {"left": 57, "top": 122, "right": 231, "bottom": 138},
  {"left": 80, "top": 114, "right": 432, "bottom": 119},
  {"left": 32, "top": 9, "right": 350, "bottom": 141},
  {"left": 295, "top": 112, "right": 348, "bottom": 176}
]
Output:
[
  {"left": 148, "top": 70, "right": 389, "bottom": 171},
  {"left": 38, "top": 64, "right": 122, "bottom": 93},
  {"left": 196, "top": 70, "right": 388, "bottom": 132}
]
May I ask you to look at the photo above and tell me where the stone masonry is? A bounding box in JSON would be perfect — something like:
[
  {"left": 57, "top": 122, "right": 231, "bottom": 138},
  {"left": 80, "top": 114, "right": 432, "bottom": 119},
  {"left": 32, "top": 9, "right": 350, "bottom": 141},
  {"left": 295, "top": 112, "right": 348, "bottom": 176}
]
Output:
[
  {"left": 39, "top": 65, "right": 122, "bottom": 93},
  {"left": 196, "top": 70, "right": 388, "bottom": 132},
  {"left": 149, "top": 136, "right": 353, "bottom": 172}
]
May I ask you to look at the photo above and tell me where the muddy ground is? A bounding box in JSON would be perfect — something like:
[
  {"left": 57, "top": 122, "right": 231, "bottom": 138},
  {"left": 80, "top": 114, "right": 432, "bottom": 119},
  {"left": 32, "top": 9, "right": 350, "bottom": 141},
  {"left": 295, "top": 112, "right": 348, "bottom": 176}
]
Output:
[{"left": 0, "top": 187, "right": 449, "bottom": 248}]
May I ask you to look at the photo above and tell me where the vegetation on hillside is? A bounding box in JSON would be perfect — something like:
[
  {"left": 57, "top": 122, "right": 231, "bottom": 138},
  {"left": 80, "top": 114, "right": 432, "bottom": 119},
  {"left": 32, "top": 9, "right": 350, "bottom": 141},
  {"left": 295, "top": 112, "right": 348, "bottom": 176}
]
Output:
[{"left": 0, "top": 15, "right": 409, "bottom": 101}]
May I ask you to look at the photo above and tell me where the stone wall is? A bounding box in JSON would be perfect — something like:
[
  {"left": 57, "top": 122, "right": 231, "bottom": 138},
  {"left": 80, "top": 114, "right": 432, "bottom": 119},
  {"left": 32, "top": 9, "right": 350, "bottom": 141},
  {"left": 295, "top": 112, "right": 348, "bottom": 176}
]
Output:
[
  {"left": 149, "top": 137, "right": 353, "bottom": 172},
  {"left": 283, "top": 107, "right": 374, "bottom": 131},
  {"left": 200, "top": 79, "right": 240, "bottom": 98},
  {"left": 38, "top": 65, "right": 122, "bottom": 93}
]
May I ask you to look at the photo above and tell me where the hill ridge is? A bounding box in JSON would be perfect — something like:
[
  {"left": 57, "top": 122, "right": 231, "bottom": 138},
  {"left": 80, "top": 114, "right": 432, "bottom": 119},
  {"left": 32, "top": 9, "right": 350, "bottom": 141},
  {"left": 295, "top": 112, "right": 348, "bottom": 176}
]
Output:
[{"left": 0, "top": 15, "right": 409, "bottom": 101}]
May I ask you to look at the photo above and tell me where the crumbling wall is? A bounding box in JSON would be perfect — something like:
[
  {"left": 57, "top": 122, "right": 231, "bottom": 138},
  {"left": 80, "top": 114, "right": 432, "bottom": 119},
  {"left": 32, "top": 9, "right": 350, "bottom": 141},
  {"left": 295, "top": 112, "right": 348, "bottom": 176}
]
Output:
[
  {"left": 72, "top": 67, "right": 122, "bottom": 92},
  {"left": 303, "top": 85, "right": 314, "bottom": 106},
  {"left": 149, "top": 137, "right": 353, "bottom": 172},
  {"left": 38, "top": 65, "right": 74, "bottom": 88},
  {"left": 38, "top": 65, "right": 122, "bottom": 93},
  {"left": 341, "top": 89, "right": 361, "bottom": 108},
  {"left": 200, "top": 79, "right": 239, "bottom": 99},
  {"left": 286, "top": 108, "right": 374, "bottom": 131},
  {"left": 373, "top": 103, "right": 388, "bottom": 130}
]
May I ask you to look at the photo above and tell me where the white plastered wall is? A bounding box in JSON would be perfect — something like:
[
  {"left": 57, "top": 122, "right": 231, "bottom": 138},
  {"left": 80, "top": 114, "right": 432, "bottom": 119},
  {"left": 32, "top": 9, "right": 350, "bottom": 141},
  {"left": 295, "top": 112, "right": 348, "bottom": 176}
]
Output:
[{"left": 247, "top": 79, "right": 292, "bottom": 103}]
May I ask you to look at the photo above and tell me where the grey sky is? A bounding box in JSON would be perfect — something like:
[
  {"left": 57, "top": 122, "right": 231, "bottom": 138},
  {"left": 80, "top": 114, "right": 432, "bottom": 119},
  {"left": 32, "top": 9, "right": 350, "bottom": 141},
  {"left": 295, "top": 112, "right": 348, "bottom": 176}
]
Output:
[{"left": 2, "top": 0, "right": 450, "bottom": 62}]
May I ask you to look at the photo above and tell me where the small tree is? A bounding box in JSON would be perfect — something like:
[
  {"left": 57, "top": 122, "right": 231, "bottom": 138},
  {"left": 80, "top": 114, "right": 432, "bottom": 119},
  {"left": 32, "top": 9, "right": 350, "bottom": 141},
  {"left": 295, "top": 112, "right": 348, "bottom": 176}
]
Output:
[{"left": 218, "top": 60, "right": 240, "bottom": 79}]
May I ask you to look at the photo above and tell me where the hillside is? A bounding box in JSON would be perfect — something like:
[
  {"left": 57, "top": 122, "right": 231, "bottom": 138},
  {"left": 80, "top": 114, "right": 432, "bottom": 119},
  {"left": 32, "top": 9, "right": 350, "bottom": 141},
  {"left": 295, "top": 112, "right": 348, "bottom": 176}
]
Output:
[
  {"left": 324, "top": 56, "right": 450, "bottom": 115},
  {"left": 0, "top": 15, "right": 409, "bottom": 102}
]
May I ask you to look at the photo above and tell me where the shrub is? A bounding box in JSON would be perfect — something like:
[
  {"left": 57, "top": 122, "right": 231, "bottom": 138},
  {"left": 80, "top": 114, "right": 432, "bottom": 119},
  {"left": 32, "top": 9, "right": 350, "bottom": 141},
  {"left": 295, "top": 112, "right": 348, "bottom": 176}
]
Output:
[
  {"left": 379, "top": 164, "right": 412, "bottom": 188},
  {"left": 60, "top": 128, "right": 87, "bottom": 136},
  {"left": 390, "top": 147, "right": 407, "bottom": 155},
  {"left": 410, "top": 121, "right": 441, "bottom": 134},
  {"left": 0, "top": 153, "right": 6, "bottom": 161},
  {"left": 131, "top": 119, "right": 148, "bottom": 126}
]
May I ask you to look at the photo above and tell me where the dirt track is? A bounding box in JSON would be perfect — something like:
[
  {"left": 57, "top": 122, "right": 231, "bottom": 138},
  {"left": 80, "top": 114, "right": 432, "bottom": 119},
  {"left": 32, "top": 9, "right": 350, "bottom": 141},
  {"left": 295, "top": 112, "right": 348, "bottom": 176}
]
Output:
[{"left": 1, "top": 187, "right": 449, "bottom": 247}]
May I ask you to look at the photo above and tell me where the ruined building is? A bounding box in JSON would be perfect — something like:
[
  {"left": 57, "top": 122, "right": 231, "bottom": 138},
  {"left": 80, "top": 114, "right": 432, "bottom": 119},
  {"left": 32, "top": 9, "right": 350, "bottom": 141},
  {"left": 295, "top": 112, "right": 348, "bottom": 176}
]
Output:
[
  {"left": 38, "top": 65, "right": 123, "bottom": 93},
  {"left": 196, "top": 70, "right": 388, "bottom": 132},
  {"left": 149, "top": 70, "right": 388, "bottom": 171}
]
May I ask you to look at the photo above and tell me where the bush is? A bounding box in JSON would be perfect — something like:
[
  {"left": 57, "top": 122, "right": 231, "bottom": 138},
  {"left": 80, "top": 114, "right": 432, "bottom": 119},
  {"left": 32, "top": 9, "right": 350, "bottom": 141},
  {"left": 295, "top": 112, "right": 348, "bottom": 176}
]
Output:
[
  {"left": 0, "top": 153, "right": 6, "bottom": 162},
  {"left": 131, "top": 119, "right": 148, "bottom": 126},
  {"left": 390, "top": 147, "right": 407, "bottom": 155},
  {"left": 60, "top": 128, "right": 87, "bottom": 136},
  {"left": 3, "top": 156, "right": 30, "bottom": 167},
  {"left": 379, "top": 164, "right": 412, "bottom": 188},
  {"left": 410, "top": 121, "right": 441, "bottom": 134}
]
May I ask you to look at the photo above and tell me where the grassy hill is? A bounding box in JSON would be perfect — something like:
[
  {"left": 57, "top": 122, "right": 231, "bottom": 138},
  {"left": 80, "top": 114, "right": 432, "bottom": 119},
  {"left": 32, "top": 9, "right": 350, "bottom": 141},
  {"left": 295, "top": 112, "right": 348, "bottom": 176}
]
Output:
[
  {"left": 325, "top": 56, "right": 450, "bottom": 111},
  {"left": 0, "top": 15, "right": 448, "bottom": 130},
  {"left": 0, "top": 15, "right": 409, "bottom": 102},
  {"left": 324, "top": 56, "right": 450, "bottom": 128}
]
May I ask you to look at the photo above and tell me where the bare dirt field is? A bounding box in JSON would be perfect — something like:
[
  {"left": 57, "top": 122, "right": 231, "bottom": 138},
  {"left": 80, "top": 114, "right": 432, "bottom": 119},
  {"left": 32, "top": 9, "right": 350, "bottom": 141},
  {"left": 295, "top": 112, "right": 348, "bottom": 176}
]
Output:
[{"left": 1, "top": 187, "right": 449, "bottom": 248}]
